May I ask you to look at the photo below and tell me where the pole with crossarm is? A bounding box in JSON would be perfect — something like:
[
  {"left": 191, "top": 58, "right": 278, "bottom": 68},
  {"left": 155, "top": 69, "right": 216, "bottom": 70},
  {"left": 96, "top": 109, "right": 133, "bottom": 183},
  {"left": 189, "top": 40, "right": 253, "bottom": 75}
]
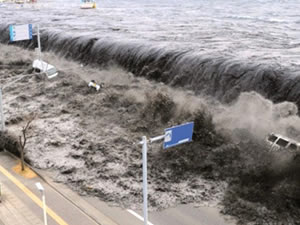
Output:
[
  {"left": 138, "top": 122, "right": 194, "bottom": 225},
  {"left": 139, "top": 134, "right": 166, "bottom": 225}
]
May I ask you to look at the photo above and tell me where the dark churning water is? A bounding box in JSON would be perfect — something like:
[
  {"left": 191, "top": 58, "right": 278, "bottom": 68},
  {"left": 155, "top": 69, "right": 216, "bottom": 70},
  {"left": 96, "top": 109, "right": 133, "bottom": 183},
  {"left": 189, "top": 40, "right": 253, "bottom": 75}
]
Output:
[{"left": 1, "top": 0, "right": 300, "bottom": 106}]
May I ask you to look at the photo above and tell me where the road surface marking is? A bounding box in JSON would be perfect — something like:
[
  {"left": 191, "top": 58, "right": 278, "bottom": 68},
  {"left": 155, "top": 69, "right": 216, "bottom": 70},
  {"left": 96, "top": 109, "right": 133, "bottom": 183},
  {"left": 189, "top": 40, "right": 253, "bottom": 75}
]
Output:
[
  {"left": 0, "top": 165, "right": 69, "bottom": 225},
  {"left": 126, "top": 209, "right": 154, "bottom": 225}
]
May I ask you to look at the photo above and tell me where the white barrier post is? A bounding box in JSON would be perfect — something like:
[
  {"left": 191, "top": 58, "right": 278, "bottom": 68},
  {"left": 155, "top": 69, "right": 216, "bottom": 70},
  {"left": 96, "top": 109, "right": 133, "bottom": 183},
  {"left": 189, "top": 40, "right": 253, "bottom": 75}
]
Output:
[
  {"left": 36, "top": 182, "right": 48, "bottom": 225},
  {"left": 42, "top": 192, "right": 47, "bottom": 225}
]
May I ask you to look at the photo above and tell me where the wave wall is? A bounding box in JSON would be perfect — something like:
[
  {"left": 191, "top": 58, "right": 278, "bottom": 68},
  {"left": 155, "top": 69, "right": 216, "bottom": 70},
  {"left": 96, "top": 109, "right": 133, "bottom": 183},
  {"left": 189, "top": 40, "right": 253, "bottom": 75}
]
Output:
[{"left": 0, "top": 25, "right": 299, "bottom": 109}]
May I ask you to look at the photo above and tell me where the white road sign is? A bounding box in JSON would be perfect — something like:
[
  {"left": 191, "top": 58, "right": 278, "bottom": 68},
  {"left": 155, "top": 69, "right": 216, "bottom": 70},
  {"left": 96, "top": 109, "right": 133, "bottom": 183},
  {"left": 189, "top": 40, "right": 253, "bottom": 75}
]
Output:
[{"left": 9, "top": 24, "right": 33, "bottom": 42}]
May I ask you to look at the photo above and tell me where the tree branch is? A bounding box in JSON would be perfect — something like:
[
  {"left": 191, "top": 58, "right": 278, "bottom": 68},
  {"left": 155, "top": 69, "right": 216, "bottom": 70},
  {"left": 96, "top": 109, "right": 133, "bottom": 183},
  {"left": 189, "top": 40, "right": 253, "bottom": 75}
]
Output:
[{"left": 18, "top": 113, "right": 37, "bottom": 171}]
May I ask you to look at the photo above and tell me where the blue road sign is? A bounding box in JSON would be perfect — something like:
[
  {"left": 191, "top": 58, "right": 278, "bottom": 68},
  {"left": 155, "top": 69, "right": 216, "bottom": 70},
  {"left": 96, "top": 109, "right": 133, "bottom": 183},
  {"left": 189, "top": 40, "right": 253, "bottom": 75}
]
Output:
[
  {"left": 9, "top": 25, "right": 14, "bottom": 42},
  {"left": 28, "top": 24, "right": 33, "bottom": 39},
  {"left": 163, "top": 122, "right": 194, "bottom": 149},
  {"left": 9, "top": 24, "right": 33, "bottom": 42}
]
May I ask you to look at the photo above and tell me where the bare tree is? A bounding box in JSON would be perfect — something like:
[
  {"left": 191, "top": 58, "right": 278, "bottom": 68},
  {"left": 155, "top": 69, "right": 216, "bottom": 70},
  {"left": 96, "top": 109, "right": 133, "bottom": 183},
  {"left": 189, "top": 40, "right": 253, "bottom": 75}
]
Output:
[{"left": 18, "top": 114, "right": 36, "bottom": 171}]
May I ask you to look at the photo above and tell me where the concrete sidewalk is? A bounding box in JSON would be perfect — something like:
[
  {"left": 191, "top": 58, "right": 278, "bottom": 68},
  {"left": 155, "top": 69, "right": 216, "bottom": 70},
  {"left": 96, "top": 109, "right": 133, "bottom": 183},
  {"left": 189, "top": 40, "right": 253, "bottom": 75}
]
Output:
[{"left": 0, "top": 183, "right": 43, "bottom": 225}]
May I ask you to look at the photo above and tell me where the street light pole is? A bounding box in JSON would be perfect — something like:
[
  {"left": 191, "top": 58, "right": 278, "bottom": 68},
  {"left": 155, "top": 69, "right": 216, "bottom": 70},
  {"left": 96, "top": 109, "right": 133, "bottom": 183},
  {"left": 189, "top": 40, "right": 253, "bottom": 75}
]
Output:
[{"left": 36, "top": 182, "right": 48, "bottom": 225}]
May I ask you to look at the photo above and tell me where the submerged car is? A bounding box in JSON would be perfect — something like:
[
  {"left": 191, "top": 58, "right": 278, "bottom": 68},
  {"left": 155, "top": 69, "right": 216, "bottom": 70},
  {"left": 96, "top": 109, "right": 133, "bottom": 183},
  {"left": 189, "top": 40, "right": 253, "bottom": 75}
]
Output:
[
  {"left": 32, "top": 59, "right": 58, "bottom": 79},
  {"left": 266, "top": 133, "right": 300, "bottom": 152}
]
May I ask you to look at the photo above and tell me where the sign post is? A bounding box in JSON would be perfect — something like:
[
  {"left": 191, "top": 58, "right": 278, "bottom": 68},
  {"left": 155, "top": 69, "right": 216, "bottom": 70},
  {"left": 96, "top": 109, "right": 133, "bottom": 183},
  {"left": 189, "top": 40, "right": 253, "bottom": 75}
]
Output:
[
  {"left": 141, "top": 136, "right": 148, "bottom": 225},
  {"left": 37, "top": 24, "right": 42, "bottom": 60},
  {"left": 139, "top": 122, "right": 194, "bottom": 225},
  {"left": 9, "top": 23, "right": 41, "bottom": 60}
]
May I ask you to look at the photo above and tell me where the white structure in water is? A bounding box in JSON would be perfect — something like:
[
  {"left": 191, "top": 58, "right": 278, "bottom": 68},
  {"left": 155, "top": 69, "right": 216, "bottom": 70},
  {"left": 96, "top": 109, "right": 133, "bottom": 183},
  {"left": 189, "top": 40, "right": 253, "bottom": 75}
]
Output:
[
  {"left": 266, "top": 133, "right": 300, "bottom": 152},
  {"left": 88, "top": 80, "right": 101, "bottom": 91},
  {"left": 31, "top": 25, "right": 58, "bottom": 79},
  {"left": 80, "top": 0, "right": 96, "bottom": 9},
  {"left": 32, "top": 59, "right": 58, "bottom": 79}
]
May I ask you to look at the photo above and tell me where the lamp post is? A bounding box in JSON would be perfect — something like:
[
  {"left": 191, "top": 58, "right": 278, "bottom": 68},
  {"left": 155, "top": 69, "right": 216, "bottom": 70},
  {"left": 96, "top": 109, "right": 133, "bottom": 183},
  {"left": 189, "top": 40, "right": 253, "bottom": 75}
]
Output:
[{"left": 36, "top": 182, "right": 48, "bottom": 225}]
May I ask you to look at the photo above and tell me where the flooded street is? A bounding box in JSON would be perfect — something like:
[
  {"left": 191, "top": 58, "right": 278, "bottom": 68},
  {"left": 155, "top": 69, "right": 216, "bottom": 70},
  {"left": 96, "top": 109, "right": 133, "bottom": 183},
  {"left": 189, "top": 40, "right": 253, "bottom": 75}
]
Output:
[{"left": 1, "top": 1, "right": 300, "bottom": 224}]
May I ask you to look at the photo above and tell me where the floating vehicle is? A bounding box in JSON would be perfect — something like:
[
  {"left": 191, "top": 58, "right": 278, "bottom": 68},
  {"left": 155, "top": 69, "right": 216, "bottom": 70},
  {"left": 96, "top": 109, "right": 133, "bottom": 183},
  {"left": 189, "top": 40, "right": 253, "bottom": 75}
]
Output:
[
  {"left": 80, "top": 0, "right": 96, "bottom": 9},
  {"left": 88, "top": 80, "right": 102, "bottom": 91},
  {"left": 32, "top": 59, "right": 58, "bottom": 79},
  {"left": 266, "top": 133, "right": 300, "bottom": 152}
]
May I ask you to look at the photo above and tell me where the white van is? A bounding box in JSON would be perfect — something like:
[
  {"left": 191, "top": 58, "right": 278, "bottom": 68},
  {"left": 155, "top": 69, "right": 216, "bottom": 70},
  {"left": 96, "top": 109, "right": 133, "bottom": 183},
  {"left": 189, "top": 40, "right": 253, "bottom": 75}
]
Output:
[
  {"left": 266, "top": 133, "right": 300, "bottom": 152},
  {"left": 32, "top": 59, "right": 58, "bottom": 79}
]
